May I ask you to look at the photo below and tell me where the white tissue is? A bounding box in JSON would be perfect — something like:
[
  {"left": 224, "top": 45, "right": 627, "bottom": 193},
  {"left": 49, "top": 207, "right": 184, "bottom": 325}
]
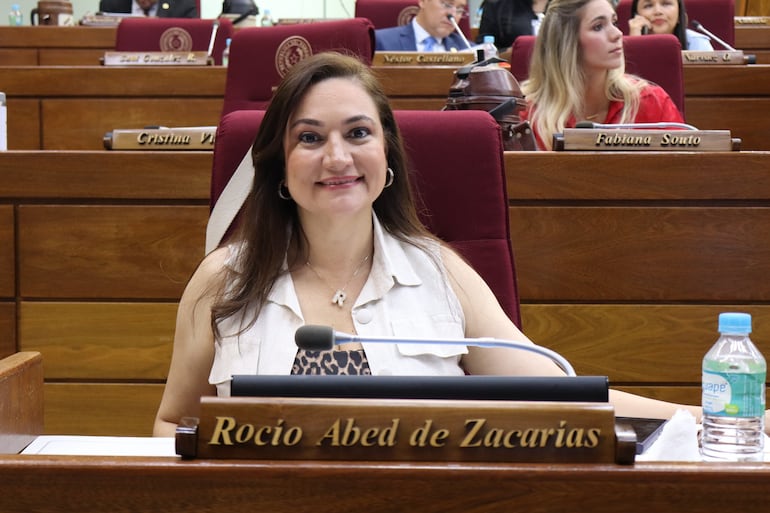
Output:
[{"left": 636, "top": 409, "right": 701, "bottom": 462}]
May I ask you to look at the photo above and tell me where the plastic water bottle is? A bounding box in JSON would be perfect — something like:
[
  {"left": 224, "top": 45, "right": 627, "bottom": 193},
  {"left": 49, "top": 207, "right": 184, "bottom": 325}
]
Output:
[
  {"left": 701, "top": 312, "right": 766, "bottom": 462},
  {"left": 222, "top": 38, "right": 231, "bottom": 67},
  {"left": 473, "top": 6, "right": 483, "bottom": 29},
  {"left": 8, "top": 4, "right": 23, "bottom": 26},
  {"left": 482, "top": 35, "right": 498, "bottom": 61},
  {"left": 260, "top": 9, "right": 273, "bottom": 27}
]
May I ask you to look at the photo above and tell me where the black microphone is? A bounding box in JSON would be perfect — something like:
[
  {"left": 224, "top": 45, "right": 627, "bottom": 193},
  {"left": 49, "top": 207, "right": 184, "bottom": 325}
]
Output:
[
  {"left": 691, "top": 20, "right": 736, "bottom": 52},
  {"left": 575, "top": 120, "right": 698, "bottom": 130},
  {"left": 446, "top": 14, "right": 474, "bottom": 51},
  {"left": 295, "top": 324, "right": 577, "bottom": 376}
]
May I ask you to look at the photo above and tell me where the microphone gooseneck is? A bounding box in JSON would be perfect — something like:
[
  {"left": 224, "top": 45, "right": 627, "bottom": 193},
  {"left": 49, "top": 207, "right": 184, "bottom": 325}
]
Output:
[
  {"left": 295, "top": 324, "right": 576, "bottom": 376},
  {"left": 691, "top": 20, "right": 737, "bottom": 52},
  {"left": 207, "top": 19, "right": 220, "bottom": 59},
  {"left": 446, "top": 14, "right": 473, "bottom": 51}
]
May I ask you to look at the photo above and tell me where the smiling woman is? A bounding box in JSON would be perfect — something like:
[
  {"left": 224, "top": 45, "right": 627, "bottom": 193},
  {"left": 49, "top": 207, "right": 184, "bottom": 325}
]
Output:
[
  {"left": 519, "top": 0, "right": 684, "bottom": 149},
  {"left": 628, "top": 0, "right": 712, "bottom": 50},
  {"left": 152, "top": 51, "right": 572, "bottom": 437}
]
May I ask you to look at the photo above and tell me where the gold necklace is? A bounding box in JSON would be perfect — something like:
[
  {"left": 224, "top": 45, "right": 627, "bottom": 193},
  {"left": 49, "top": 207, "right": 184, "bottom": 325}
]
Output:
[{"left": 306, "top": 254, "right": 371, "bottom": 308}]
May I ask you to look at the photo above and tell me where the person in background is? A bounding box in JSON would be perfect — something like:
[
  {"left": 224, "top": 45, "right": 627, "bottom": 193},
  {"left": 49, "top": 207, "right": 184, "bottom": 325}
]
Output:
[
  {"left": 475, "top": 0, "right": 548, "bottom": 51},
  {"left": 375, "top": 0, "right": 470, "bottom": 52},
  {"left": 628, "top": 0, "right": 712, "bottom": 50},
  {"left": 98, "top": 0, "right": 198, "bottom": 17},
  {"left": 520, "top": 0, "right": 683, "bottom": 149},
  {"left": 153, "top": 50, "right": 737, "bottom": 438}
]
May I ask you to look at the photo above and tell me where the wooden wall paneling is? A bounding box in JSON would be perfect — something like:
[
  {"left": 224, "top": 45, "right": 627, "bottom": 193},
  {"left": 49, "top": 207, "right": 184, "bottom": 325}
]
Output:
[
  {"left": 17, "top": 205, "right": 208, "bottom": 299},
  {"left": 44, "top": 383, "right": 164, "bottom": 436},
  {"left": 41, "top": 99, "right": 225, "bottom": 151},
  {"left": 18, "top": 302, "right": 176, "bottom": 380}
]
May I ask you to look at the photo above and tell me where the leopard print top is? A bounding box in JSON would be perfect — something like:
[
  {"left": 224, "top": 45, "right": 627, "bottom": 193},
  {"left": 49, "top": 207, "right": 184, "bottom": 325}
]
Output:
[{"left": 292, "top": 349, "right": 372, "bottom": 375}]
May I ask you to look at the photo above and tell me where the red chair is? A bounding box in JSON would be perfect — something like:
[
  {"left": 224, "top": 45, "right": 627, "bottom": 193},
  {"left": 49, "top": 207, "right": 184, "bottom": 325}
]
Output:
[
  {"left": 208, "top": 109, "right": 522, "bottom": 325},
  {"left": 220, "top": 18, "right": 375, "bottom": 116},
  {"left": 509, "top": 34, "right": 685, "bottom": 116},
  {"left": 616, "top": 0, "right": 735, "bottom": 48},
  {"left": 355, "top": 0, "right": 472, "bottom": 38},
  {"left": 114, "top": 17, "right": 233, "bottom": 65}
]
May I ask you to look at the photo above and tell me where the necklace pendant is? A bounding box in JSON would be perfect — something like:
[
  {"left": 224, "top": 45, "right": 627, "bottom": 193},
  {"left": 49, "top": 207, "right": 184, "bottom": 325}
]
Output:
[{"left": 331, "top": 290, "right": 347, "bottom": 307}]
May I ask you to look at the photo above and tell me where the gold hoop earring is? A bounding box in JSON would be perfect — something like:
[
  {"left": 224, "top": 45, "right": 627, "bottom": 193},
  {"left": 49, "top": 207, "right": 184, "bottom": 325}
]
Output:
[
  {"left": 384, "top": 167, "right": 395, "bottom": 188},
  {"left": 278, "top": 180, "right": 292, "bottom": 200}
]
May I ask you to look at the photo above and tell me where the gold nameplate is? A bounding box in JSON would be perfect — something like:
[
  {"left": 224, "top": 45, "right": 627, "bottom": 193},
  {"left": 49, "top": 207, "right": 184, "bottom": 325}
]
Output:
[
  {"left": 79, "top": 14, "right": 125, "bottom": 26},
  {"left": 554, "top": 129, "right": 739, "bottom": 151},
  {"left": 373, "top": 51, "right": 475, "bottom": 66},
  {"left": 101, "top": 51, "right": 212, "bottom": 66},
  {"left": 735, "top": 16, "right": 770, "bottom": 25},
  {"left": 682, "top": 50, "right": 748, "bottom": 65},
  {"left": 175, "top": 397, "right": 636, "bottom": 464},
  {"left": 104, "top": 127, "right": 216, "bottom": 150}
]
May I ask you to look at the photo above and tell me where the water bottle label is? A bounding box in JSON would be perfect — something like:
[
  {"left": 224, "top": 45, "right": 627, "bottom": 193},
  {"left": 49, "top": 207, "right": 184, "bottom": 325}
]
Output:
[{"left": 702, "top": 370, "right": 766, "bottom": 417}]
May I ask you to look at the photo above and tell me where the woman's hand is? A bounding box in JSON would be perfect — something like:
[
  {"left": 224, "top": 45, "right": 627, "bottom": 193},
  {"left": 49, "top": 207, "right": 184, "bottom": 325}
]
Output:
[{"left": 628, "top": 14, "right": 652, "bottom": 36}]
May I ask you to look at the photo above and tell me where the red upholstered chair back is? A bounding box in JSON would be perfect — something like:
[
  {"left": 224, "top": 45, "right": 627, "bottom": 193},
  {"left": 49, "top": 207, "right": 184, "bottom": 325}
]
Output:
[
  {"left": 220, "top": 19, "right": 375, "bottom": 116},
  {"left": 509, "top": 34, "right": 685, "bottom": 116},
  {"left": 615, "top": 0, "right": 735, "bottom": 48},
  {"left": 209, "top": 109, "right": 522, "bottom": 325},
  {"left": 114, "top": 17, "right": 233, "bottom": 65},
  {"left": 355, "top": 0, "right": 471, "bottom": 38}
]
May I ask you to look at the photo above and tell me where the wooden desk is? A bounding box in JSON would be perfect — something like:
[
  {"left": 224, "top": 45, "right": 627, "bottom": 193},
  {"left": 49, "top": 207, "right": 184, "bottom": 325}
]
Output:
[
  {"left": 0, "top": 66, "right": 227, "bottom": 150},
  {"left": 0, "top": 26, "right": 116, "bottom": 66},
  {"left": 736, "top": 24, "right": 770, "bottom": 63},
  {"left": 2, "top": 64, "right": 770, "bottom": 150},
  {"left": 2, "top": 150, "right": 769, "bottom": 436},
  {"left": 0, "top": 455, "right": 768, "bottom": 513}
]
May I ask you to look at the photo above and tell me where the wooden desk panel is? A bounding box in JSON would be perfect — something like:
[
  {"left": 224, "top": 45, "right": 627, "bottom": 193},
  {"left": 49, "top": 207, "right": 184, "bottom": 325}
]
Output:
[
  {"left": 44, "top": 383, "right": 163, "bottom": 436},
  {"left": 0, "top": 352, "right": 43, "bottom": 453},
  {"left": 3, "top": 150, "right": 770, "bottom": 436},
  {"left": 8, "top": 99, "right": 41, "bottom": 150},
  {"left": 0, "top": 456, "right": 769, "bottom": 513},
  {"left": 19, "top": 302, "right": 175, "bottom": 380},
  {"left": 0, "top": 304, "right": 15, "bottom": 359},
  {"left": 0, "top": 206, "right": 13, "bottom": 298},
  {"left": 42, "top": 99, "right": 223, "bottom": 150},
  {"left": 0, "top": 26, "right": 116, "bottom": 65},
  {"left": 18, "top": 205, "right": 207, "bottom": 299},
  {"left": 4, "top": 65, "right": 770, "bottom": 150},
  {"left": 736, "top": 24, "right": 770, "bottom": 63}
]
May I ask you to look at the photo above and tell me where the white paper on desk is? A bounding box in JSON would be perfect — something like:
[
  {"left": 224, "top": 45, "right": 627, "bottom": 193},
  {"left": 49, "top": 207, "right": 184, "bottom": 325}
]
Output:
[
  {"left": 636, "top": 409, "right": 701, "bottom": 462},
  {"left": 21, "top": 436, "right": 177, "bottom": 457}
]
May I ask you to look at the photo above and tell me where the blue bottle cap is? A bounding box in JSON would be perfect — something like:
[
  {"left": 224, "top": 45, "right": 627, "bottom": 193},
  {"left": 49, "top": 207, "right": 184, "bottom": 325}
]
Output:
[{"left": 718, "top": 312, "right": 752, "bottom": 334}]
